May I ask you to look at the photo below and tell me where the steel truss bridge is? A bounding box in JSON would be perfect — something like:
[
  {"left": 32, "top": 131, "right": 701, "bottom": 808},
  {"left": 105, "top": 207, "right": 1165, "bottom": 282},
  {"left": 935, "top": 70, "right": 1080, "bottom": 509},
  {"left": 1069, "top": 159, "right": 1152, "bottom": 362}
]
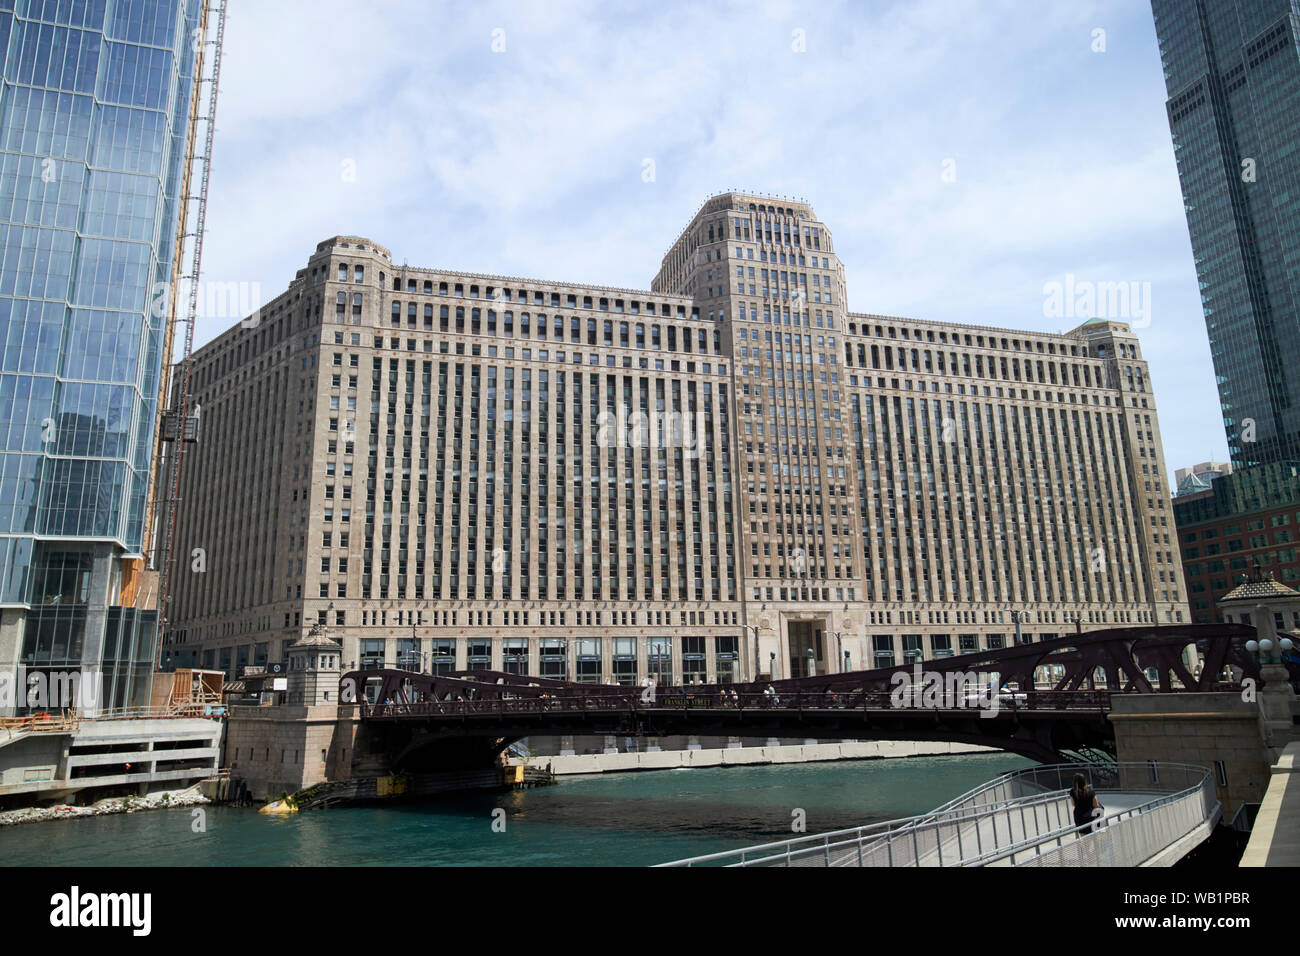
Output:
[{"left": 342, "top": 624, "right": 1295, "bottom": 771}]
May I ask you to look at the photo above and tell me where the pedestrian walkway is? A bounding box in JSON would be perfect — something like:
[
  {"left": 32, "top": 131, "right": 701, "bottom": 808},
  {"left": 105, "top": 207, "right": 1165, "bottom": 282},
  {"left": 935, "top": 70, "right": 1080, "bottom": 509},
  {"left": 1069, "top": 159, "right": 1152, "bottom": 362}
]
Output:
[{"left": 657, "top": 762, "right": 1220, "bottom": 867}]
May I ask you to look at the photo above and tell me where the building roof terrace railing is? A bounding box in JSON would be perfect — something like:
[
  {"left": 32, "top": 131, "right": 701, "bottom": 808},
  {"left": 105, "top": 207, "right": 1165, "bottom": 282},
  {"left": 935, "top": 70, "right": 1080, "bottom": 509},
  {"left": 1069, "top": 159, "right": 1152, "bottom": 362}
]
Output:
[
  {"left": 391, "top": 264, "right": 700, "bottom": 305},
  {"left": 846, "top": 311, "right": 1106, "bottom": 349}
]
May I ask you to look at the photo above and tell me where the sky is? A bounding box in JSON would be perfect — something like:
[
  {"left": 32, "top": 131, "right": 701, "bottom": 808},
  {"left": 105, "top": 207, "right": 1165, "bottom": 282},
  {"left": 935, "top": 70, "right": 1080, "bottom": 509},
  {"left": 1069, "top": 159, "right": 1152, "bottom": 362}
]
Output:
[{"left": 194, "top": 0, "right": 1226, "bottom": 488}]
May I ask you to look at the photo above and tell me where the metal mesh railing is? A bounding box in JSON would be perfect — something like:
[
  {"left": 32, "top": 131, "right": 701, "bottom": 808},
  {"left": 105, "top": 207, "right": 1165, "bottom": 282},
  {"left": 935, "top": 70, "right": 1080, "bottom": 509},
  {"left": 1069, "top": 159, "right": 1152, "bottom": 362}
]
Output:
[
  {"left": 1013, "top": 770, "right": 1219, "bottom": 867},
  {"left": 656, "top": 790, "right": 1072, "bottom": 867},
  {"left": 657, "top": 762, "right": 1218, "bottom": 867}
]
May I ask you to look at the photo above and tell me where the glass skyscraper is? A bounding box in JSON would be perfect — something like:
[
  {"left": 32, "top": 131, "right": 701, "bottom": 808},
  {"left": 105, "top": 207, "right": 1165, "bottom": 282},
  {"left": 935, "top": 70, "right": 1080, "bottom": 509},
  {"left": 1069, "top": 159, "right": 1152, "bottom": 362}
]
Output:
[
  {"left": 1152, "top": 0, "right": 1300, "bottom": 467},
  {"left": 0, "top": 0, "right": 205, "bottom": 711}
]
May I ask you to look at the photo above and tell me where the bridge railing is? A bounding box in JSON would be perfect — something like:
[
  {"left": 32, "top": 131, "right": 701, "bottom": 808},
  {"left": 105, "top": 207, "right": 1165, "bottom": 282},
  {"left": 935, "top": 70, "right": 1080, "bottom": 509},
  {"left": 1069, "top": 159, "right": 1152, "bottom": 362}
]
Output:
[
  {"left": 983, "top": 767, "right": 1219, "bottom": 867},
  {"left": 883, "top": 762, "right": 1209, "bottom": 868},
  {"left": 920, "top": 762, "right": 1119, "bottom": 824},
  {"left": 657, "top": 762, "right": 1217, "bottom": 867},
  {"left": 360, "top": 688, "right": 1113, "bottom": 718},
  {"left": 656, "top": 788, "right": 1079, "bottom": 867}
]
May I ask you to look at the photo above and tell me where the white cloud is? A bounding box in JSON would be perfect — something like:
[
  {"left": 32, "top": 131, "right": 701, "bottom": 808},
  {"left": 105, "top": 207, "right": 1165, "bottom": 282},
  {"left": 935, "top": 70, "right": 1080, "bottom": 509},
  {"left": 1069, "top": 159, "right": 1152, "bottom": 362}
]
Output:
[{"left": 197, "top": 0, "right": 1224, "bottom": 476}]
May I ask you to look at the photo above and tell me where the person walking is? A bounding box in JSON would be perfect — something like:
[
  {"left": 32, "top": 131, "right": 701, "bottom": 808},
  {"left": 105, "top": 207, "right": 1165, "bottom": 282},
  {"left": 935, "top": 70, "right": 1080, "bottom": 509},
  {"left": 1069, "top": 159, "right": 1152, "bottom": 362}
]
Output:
[{"left": 1069, "top": 772, "right": 1102, "bottom": 834}]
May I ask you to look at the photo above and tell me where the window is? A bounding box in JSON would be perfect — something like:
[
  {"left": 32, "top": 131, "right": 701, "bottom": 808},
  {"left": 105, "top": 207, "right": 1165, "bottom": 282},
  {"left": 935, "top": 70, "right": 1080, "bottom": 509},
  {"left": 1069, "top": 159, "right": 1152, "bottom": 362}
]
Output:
[{"left": 576, "top": 638, "right": 601, "bottom": 683}]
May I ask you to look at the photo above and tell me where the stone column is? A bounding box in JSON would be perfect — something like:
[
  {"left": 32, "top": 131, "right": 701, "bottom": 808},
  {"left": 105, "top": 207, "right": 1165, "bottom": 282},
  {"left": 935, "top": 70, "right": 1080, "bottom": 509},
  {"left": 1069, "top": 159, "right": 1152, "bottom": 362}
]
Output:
[
  {"left": 1254, "top": 602, "right": 1297, "bottom": 758},
  {"left": 1259, "top": 662, "right": 1298, "bottom": 759}
]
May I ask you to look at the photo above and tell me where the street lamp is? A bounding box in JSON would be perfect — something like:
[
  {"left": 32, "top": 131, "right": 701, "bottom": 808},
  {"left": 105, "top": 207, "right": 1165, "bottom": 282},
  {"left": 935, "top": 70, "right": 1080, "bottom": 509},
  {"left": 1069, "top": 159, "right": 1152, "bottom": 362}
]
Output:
[
  {"left": 769, "top": 650, "right": 777, "bottom": 682},
  {"left": 647, "top": 636, "right": 665, "bottom": 687},
  {"left": 806, "top": 646, "right": 815, "bottom": 678},
  {"left": 1245, "top": 635, "right": 1294, "bottom": 666},
  {"left": 1010, "top": 609, "right": 1024, "bottom": 645},
  {"left": 743, "top": 623, "right": 766, "bottom": 682}
]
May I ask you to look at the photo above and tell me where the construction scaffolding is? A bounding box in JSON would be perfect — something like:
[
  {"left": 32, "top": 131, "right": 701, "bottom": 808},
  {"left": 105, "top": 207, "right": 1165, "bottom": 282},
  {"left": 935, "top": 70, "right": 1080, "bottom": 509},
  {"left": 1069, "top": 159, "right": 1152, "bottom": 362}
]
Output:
[{"left": 149, "top": 0, "right": 230, "bottom": 669}]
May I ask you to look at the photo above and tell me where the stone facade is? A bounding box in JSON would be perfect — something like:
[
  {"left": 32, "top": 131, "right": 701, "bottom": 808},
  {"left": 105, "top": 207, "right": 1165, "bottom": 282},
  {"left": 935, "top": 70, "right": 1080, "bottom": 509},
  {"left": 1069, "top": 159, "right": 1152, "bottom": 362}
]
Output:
[
  {"left": 1110, "top": 692, "right": 1276, "bottom": 817},
  {"left": 223, "top": 704, "right": 358, "bottom": 801},
  {"left": 158, "top": 191, "right": 1187, "bottom": 688}
]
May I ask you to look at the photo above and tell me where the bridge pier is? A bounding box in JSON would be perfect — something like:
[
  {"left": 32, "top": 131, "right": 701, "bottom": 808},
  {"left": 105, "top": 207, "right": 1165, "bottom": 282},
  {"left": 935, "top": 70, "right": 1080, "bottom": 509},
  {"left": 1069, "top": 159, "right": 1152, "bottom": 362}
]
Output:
[{"left": 1110, "top": 692, "right": 1287, "bottom": 819}]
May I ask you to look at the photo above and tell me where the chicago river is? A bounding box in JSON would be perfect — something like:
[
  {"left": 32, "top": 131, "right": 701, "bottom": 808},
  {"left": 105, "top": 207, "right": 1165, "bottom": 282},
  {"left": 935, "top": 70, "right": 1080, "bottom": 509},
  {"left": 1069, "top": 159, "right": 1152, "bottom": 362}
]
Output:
[{"left": 1, "top": 754, "right": 1029, "bottom": 866}]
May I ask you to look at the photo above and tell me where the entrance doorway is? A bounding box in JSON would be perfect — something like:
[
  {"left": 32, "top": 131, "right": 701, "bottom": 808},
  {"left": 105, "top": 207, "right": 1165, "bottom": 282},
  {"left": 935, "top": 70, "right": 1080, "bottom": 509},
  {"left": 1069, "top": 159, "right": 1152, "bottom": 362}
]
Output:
[{"left": 787, "top": 621, "right": 825, "bottom": 678}]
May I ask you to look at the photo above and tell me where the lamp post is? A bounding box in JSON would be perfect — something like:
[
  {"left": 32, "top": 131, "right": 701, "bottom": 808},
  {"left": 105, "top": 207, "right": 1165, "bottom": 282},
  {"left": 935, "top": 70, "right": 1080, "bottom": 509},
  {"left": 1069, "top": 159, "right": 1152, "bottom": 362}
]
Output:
[
  {"left": 409, "top": 609, "right": 419, "bottom": 672},
  {"left": 743, "top": 623, "right": 766, "bottom": 682},
  {"left": 1246, "top": 604, "right": 1298, "bottom": 749},
  {"left": 647, "top": 636, "right": 665, "bottom": 688},
  {"left": 1245, "top": 636, "right": 1295, "bottom": 666},
  {"left": 806, "top": 646, "right": 815, "bottom": 678},
  {"left": 769, "top": 650, "right": 777, "bottom": 682}
]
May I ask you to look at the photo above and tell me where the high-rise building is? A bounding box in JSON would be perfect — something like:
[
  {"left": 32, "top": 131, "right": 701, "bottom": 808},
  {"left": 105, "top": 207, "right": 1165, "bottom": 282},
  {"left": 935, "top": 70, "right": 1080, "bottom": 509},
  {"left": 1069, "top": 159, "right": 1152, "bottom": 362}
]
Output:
[
  {"left": 1174, "top": 461, "right": 1300, "bottom": 622},
  {"left": 160, "top": 193, "right": 1188, "bottom": 685},
  {"left": 0, "top": 1, "right": 211, "bottom": 711},
  {"left": 1151, "top": 0, "right": 1300, "bottom": 466}
]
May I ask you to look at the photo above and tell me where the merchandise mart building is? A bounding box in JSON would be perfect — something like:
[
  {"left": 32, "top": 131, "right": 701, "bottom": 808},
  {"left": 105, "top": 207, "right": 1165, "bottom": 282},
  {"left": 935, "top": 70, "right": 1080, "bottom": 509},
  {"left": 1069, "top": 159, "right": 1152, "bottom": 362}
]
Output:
[
  {"left": 0, "top": 1, "right": 208, "bottom": 712},
  {"left": 161, "top": 192, "right": 1187, "bottom": 686}
]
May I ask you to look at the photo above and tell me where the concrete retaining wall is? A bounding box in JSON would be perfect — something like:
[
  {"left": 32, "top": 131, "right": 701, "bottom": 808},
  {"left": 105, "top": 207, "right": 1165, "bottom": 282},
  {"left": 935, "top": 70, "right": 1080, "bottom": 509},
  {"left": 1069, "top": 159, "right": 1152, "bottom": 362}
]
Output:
[
  {"left": 526, "top": 740, "right": 993, "bottom": 775},
  {"left": 1242, "top": 742, "right": 1300, "bottom": 867}
]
